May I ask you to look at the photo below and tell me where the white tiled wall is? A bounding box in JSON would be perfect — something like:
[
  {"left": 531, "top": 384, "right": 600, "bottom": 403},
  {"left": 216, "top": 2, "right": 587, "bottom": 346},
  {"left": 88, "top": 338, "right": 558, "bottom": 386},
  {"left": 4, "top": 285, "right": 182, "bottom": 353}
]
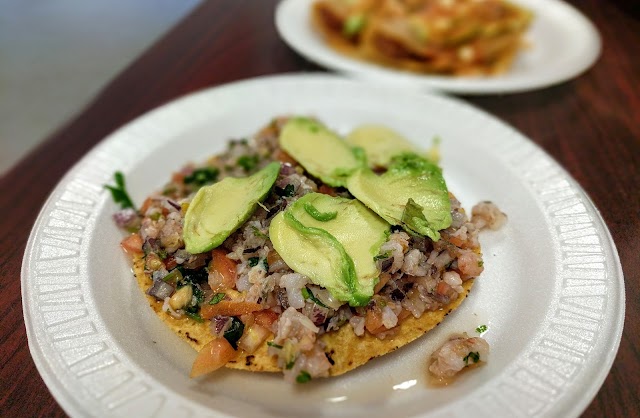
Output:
[{"left": 0, "top": 0, "right": 200, "bottom": 174}]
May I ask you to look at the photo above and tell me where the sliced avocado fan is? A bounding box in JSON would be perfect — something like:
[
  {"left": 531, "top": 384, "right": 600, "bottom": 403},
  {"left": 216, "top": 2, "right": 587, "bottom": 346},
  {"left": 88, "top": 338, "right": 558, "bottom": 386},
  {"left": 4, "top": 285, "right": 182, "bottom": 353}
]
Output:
[
  {"left": 346, "top": 153, "right": 451, "bottom": 241},
  {"left": 345, "top": 124, "right": 420, "bottom": 168},
  {"left": 183, "top": 162, "right": 280, "bottom": 253},
  {"left": 278, "top": 117, "right": 364, "bottom": 187},
  {"left": 269, "top": 193, "right": 390, "bottom": 306}
]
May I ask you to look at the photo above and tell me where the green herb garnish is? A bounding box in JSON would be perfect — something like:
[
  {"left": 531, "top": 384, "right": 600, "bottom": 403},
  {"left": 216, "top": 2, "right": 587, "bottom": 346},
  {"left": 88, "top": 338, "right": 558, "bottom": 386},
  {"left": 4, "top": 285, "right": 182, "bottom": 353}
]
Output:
[
  {"left": 223, "top": 317, "right": 245, "bottom": 350},
  {"left": 237, "top": 155, "right": 259, "bottom": 172},
  {"left": 476, "top": 324, "right": 488, "bottom": 334},
  {"left": 184, "top": 167, "right": 219, "bottom": 186},
  {"left": 477, "top": 260, "right": 484, "bottom": 267},
  {"left": 248, "top": 257, "right": 260, "bottom": 267},
  {"left": 251, "top": 225, "right": 269, "bottom": 239},
  {"left": 185, "top": 311, "right": 204, "bottom": 323},
  {"left": 209, "top": 292, "right": 226, "bottom": 305},
  {"left": 374, "top": 252, "right": 391, "bottom": 261},
  {"left": 463, "top": 351, "right": 480, "bottom": 365},
  {"left": 296, "top": 370, "right": 312, "bottom": 383},
  {"left": 275, "top": 183, "right": 296, "bottom": 197},
  {"left": 105, "top": 171, "right": 135, "bottom": 209},
  {"left": 262, "top": 258, "right": 269, "bottom": 271},
  {"left": 301, "top": 287, "right": 329, "bottom": 308},
  {"left": 267, "top": 341, "right": 283, "bottom": 349},
  {"left": 303, "top": 202, "right": 338, "bottom": 222},
  {"left": 162, "top": 268, "right": 183, "bottom": 284}
]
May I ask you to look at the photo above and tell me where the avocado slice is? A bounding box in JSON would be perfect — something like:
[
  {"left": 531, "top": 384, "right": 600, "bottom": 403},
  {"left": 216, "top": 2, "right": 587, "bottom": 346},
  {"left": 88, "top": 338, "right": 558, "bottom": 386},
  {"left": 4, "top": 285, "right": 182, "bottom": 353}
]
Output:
[
  {"left": 278, "top": 117, "right": 363, "bottom": 187},
  {"left": 269, "top": 193, "right": 390, "bottom": 306},
  {"left": 183, "top": 162, "right": 280, "bottom": 253},
  {"left": 346, "top": 153, "right": 451, "bottom": 241},
  {"left": 346, "top": 124, "right": 420, "bottom": 168}
]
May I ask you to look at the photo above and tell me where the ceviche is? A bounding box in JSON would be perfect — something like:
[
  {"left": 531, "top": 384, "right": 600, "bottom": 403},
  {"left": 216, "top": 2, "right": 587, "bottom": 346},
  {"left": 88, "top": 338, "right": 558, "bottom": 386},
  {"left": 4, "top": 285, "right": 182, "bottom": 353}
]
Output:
[{"left": 108, "top": 116, "right": 506, "bottom": 383}]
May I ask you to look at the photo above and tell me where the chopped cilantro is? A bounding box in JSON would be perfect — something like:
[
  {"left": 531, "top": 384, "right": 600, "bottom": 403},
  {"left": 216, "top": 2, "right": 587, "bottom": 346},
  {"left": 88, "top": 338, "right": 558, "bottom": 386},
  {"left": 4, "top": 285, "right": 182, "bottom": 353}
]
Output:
[
  {"left": 296, "top": 370, "right": 312, "bottom": 383},
  {"left": 476, "top": 324, "right": 488, "bottom": 334},
  {"left": 262, "top": 258, "right": 269, "bottom": 271},
  {"left": 477, "top": 260, "right": 484, "bottom": 267},
  {"left": 301, "top": 287, "right": 328, "bottom": 308},
  {"left": 275, "top": 183, "right": 295, "bottom": 197},
  {"left": 237, "top": 155, "right": 259, "bottom": 172},
  {"left": 374, "top": 252, "right": 391, "bottom": 261},
  {"left": 185, "top": 311, "right": 204, "bottom": 323},
  {"left": 251, "top": 225, "right": 269, "bottom": 239},
  {"left": 209, "top": 293, "right": 225, "bottom": 305},
  {"left": 267, "top": 341, "right": 283, "bottom": 349},
  {"left": 223, "top": 317, "right": 244, "bottom": 350},
  {"left": 248, "top": 257, "right": 260, "bottom": 267},
  {"left": 104, "top": 171, "right": 135, "bottom": 209},
  {"left": 184, "top": 167, "right": 219, "bottom": 186},
  {"left": 463, "top": 351, "right": 480, "bottom": 365}
]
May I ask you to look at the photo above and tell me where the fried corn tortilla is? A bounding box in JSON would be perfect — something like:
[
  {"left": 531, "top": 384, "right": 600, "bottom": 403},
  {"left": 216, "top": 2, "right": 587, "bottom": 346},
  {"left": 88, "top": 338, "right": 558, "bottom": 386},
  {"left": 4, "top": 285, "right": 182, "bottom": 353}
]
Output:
[{"left": 134, "top": 255, "right": 473, "bottom": 376}]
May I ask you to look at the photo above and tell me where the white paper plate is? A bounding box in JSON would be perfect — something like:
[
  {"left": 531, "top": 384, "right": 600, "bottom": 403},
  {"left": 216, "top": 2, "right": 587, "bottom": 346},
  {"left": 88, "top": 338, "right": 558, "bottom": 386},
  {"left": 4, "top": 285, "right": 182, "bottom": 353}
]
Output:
[
  {"left": 22, "top": 74, "right": 623, "bottom": 417},
  {"left": 275, "top": 0, "right": 601, "bottom": 94}
]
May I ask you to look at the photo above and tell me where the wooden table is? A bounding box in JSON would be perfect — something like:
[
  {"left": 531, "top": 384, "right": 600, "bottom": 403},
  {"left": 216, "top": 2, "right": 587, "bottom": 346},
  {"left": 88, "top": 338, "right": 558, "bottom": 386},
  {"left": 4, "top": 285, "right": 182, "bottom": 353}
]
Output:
[{"left": 1, "top": 0, "right": 638, "bottom": 416}]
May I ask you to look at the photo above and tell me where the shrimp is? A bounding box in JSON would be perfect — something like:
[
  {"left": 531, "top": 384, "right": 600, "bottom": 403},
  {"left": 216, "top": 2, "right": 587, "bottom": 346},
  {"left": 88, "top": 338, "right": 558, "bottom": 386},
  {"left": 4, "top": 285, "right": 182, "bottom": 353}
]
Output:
[{"left": 429, "top": 334, "right": 489, "bottom": 379}]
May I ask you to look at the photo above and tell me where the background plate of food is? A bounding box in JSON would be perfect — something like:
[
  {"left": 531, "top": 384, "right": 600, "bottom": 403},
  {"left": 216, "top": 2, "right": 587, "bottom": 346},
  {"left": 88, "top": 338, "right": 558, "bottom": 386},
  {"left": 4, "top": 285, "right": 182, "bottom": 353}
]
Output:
[
  {"left": 22, "top": 74, "right": 623, "bottom": 417},
  {"left": 275, "top": 0, "right": 601, "bottom": 94}
]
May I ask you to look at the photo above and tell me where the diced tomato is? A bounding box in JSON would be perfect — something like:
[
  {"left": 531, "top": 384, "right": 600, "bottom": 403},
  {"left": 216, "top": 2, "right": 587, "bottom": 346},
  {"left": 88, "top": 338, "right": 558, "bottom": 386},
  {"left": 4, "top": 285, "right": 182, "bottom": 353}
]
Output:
[
  {"left": 374, "top": 272, "right": 391, "bottom": 294},
  {"left": 164, "top": 255, "right": 178, "bottom": 270},
  {"left": 318, "top": 184, "right": 337, "bottom": 196},
  {"left": 139, "top": 198, "right": 153, "bottom": 215},
  {"left": 447, "top": 235, "right": 466, "bottom": 248},
  {"left": 171, "top": 172, "right": 185, "bottom": 184},
  {"left": 238, "top": 324, "right": 271, "bottom": 354},
  {"left": 436, "top": 281, "right": 452, "bottom": 296},
  {"left": 266, "top": 250, "right": 283, "bottom": 269},
  {"left": 274, "top": 150, "right": 297, "bottom": 165},
  {"left": 397, "top": 308, "right": 412, "bottom": 321},
  {"left": 253, "top": 309, "right": 279, "bottom": 328},
  {"left": 239, "top": 313, "right": 255, "bottom": 327},
  {"left": 190, "top": 338, "right": 237, "bottom": 378},
  {"left": 120, "top": 234, "right": 143, "bottom": 255},
  {"left": 200, "top": 301, "right": 263, "bottom": 320},
  {"left": 208, "top": 249, "right": 237, "bottom": 291},
  {"left": 365, "top": 305, "right": 384, "bottom": 334}
]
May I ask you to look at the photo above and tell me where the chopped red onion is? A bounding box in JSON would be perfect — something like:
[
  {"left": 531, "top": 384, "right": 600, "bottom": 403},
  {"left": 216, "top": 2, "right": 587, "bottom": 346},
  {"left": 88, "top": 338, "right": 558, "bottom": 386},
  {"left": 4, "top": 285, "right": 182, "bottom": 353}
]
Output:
[{"left": 147, "top": 280, "right": 174, "bottom": 300}]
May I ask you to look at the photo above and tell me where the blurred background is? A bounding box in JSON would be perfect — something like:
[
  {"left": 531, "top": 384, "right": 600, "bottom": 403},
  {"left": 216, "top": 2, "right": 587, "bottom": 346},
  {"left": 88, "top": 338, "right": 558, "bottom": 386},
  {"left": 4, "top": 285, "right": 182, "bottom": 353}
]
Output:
[{"left": 0, "top": 0, "right": 201, "bottom": 175}]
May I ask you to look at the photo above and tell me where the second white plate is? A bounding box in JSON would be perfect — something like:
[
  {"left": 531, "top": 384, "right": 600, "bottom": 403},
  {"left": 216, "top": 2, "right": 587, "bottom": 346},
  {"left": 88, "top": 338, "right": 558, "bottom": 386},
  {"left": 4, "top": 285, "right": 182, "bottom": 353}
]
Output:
[{"left": 275, "top": 0, "right": 602, "bottom": 94}]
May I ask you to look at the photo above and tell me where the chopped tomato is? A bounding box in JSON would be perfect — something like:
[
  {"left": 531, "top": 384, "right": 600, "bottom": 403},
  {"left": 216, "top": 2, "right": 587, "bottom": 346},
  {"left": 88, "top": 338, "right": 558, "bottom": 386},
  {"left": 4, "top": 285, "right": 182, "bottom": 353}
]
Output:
[
  {"left": 253, "top": 309, "right": 279, "bottom": 328},
  {"left": 240, "top": 313, "right": 255, "bottom": 327},
  {"left": 190, "top": 338, "right": 236, "bottom": 378},
  {"left": 164, "top": 255, "right": 178, "bottom": 270},
  {"left": 120, "top": 234, "right": 143, "bottom": 255},
  {"left": 171, "top": 171, "right": 185, "bottom": 184},
  {"left": 139, "top": 198, "right": 153, "bottom": 215},
  {"left": 318, "top": 184, "right": 337, "bottom": 196},
  {"left": 200, "top": 301, "right": 263, "bottom": 319},
  {"left": 266, "top": 250, "right": 283, "bottom": 269},
  {"left": 365, "top": 305, "right": 384, "bottom": 334},
  {"left": 238, "top": 324, "right": 271, "bottom": 354},
  {"left": 436, "top": 281, "right": 452, "bottom": 296},
  {"left": 447, "top": 235, "right": 466, "bottom": 248},
  {"left": 374, "top": 272, "right": 391, "bottom": 294},
  {"left": 208, "top": 249, "right": 237, "bottom": 291},
  {"left": 397, "top": 308, "right": 412, "bottom": 321},
  {"left": 274, "top": 150, "right": 297, "bottom": 165}
]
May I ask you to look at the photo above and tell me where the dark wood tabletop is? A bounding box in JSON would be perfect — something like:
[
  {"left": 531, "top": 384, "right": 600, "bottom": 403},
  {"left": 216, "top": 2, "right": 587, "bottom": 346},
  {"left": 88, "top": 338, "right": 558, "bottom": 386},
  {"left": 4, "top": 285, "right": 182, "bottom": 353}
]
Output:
[{"left": 1, "top": 0, "right": 638, "bottom": 416}]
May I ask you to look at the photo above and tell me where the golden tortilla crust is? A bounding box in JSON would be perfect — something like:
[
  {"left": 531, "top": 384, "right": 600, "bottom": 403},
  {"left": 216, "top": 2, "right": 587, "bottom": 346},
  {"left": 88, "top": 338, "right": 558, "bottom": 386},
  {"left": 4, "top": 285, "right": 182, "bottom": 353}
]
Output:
[{"left": 134, "top": 255, "right": 473, "bottom": 377}]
